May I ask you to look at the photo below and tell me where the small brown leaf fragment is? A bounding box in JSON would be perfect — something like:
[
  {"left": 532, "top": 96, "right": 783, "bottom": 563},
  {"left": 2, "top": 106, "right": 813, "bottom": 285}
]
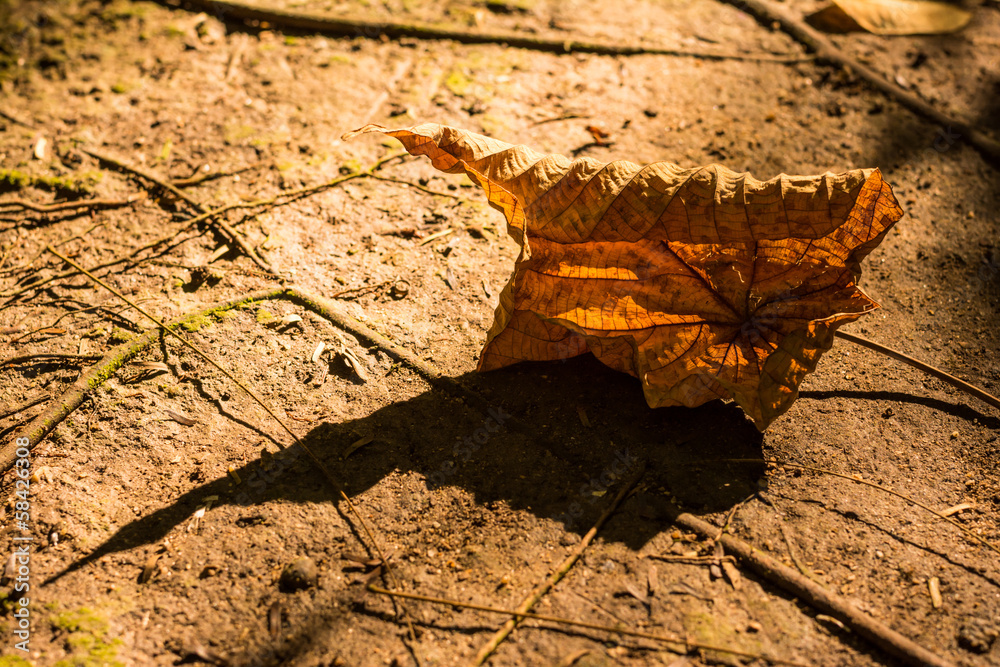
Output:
[
  {"left": 721, "top": 559, "right": 742, "bottom": 590},
  {"left": 134, "top": 361, "right": 170, "bottom": 373},
  {"left": 310, "top": 342, "right": 326, "bottom": 363},
  {"left": 623, "top": 581, "right": 649, "bottom": 606},
  {"left": 585, "top": 125, "right": 611, "bottom": 145},
  {"left": 940, "top": 502, "right": 975, "bottom": 517},
  {"left": 139, "top": 553, "right": 160, "bottom": 584},
  {"left": 444, "top": 266, "right": 458, "bottom": 290},
  {"left": 342, "top": 349, "right": 368, "bottom": 382},
  {"left": 343, "top": 435, "right": 374, "bottom": 460},
  {"left": 166, "top": 409, "right": 197, "bottom": 426},
  {"left": 710, "top": 540, "right": 725, "bottom": 579},
  {"left": 341, "top": 552, "right": 380, "bottom": 568},
  {"left": 268, "top": 601, "right": 283, "bottom": 640},
  {"left": 928, "top": 576, "right": 943, "bottom": 608},
  {"left": 310, "top": 361, "right": 329, "bottom": 387},
  {"left": 576, "top": 406, "right": 591, "bottom": 427}
]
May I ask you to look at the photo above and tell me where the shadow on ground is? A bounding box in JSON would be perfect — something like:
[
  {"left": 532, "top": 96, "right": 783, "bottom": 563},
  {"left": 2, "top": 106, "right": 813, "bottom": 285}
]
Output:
[{"left": 46, "top": 353, "right": 767, "bottom": 584}]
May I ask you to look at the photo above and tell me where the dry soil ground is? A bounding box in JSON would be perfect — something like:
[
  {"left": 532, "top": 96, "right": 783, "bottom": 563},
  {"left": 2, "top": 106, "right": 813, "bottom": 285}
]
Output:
[{"left": 0, "top": 0, "right": 999, "bottom": 666}]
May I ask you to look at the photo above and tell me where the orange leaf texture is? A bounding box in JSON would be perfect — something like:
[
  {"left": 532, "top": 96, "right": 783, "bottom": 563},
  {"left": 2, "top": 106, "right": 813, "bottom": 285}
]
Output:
[{"left": 345, "top": 124, "right": 904, "bottom": 429}]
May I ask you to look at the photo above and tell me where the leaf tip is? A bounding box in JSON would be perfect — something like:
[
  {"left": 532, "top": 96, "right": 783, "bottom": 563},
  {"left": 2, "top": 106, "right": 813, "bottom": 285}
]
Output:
[{"left": 341, "top": 124, "right": 388, "bottom": 141}]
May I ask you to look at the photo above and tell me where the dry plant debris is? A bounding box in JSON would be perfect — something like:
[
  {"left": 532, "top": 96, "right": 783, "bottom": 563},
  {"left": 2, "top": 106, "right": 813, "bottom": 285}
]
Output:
[{"left": 347, "top": 123, "right": 904, "bottom": 429}]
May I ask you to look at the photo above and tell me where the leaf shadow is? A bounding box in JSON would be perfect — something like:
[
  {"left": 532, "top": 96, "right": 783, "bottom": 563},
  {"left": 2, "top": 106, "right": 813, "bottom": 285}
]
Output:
[{"left": 43, "top": 353, "right": 765, "bottom": 587}]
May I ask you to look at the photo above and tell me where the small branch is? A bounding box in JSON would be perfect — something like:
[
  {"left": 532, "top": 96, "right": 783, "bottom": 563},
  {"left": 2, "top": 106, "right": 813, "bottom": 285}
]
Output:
[
  {"left": 0, "top": 353, "right": 101, "bottom": 368},
  {"left": 472, "top": 467, "right": 644, "bottom": 665},
  {"left": 721, "top": 0, "right": 1000, "bottom": 163},
  {"left": 776, "top": 461, "right": 1000, "bottom": 559},
  {"left": 0, "top": 394, "right": 49, "bottom": 420},
  {"left": 0, "top": 108, "right": 36, "bottom": 129},
  {"left": 178, "top": 0, "right": 810, "bottom": 63},
  {"left": 836, "top": 330, "right": 1000, "bottom": 411},
  {"left": 670, "top": 509, "right": 954, "bottom": 667},
  {"left": 365, "top": 174, "right": 461, "bottom": 199},
  {"left": 0, "top": 197, "right": 140, "bottom": 214},
  {"left": 178, "top": 153, "right": 406, "bottom": 228},
  {"left": 171, "top": 161, "right": 264, "bottom": 188},
  {"left": 368, "top": 584, "right": 809, "bottom": 666},
  {"left": 81, "top": 147, "right": 276, "bottom": 274}
]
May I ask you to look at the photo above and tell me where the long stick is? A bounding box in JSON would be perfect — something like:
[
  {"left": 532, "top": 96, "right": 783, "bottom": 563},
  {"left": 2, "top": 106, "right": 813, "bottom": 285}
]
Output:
[
  {"left": 369, "top": 585, "right": 808, "bottom": 666},
  {"left": 836, "top": 331, "right": 1000, "bottom": 411},
  {"left": 471, "top": 467, "right": 643, "bottom": 665},
  {"left": 177, "top": 0, "right": 809, "bottom": 63},
  {"left": 670, "top": 509, "right": 954, "bottom": 667}
]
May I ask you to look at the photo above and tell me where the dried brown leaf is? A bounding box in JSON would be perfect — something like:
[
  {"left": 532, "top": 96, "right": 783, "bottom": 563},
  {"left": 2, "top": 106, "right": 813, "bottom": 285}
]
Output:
[
  {"left": 347, "top": 123, "right": 903, "bottom": 429},
  {"left": 822, "top": 0, "right": 971, "bottom": 35}
]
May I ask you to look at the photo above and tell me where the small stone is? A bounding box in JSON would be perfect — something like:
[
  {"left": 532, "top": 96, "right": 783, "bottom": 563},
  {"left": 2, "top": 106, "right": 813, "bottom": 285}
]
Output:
[
  {"left": 559, "top": 533, "right": 579, "bottom": 547},
  {"left": 279, "top": 557, "right": 318, "bottom": 592}
]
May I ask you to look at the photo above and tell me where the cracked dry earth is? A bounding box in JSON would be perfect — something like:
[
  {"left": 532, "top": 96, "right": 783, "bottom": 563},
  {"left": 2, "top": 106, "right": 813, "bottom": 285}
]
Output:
[{"left": 0, "top": 0, "right": 999, "bottom": 665}]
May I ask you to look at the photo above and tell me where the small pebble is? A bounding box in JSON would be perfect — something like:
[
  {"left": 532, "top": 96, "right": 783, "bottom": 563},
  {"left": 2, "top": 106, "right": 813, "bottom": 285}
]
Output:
[
  {"left": 280, "top": 557, "right": 318, "bottom": 592},
  {"left": 559, "top": 533, "right": 579, "bottom": 547}
]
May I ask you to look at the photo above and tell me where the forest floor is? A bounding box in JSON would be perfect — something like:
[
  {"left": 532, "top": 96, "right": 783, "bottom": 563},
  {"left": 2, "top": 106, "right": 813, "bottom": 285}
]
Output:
[{"left": 0, "top": 0, "right": 999, "bottom": 665}]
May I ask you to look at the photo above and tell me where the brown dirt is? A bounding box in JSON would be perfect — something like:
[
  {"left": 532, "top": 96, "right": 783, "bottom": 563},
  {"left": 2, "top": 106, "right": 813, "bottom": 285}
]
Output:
[{"left": 0, "top": 0, "right": 998, "bottom": 666}]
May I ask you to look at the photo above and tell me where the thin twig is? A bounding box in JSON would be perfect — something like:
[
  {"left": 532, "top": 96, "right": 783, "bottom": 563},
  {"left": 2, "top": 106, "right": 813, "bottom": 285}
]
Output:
[
  {"left": 0, "top": 353, "right": 101, "bottom": 368},
  {"left": 368, "top": 585, "right": 809, "bottom": 666},
  {"left": 177, "top": 153, "right": 406, "bottom": 228},
  {"left": 365, "top": 174, "right": 461, "bottom": 199},
  {"left": 669, "top": 509, "right": 954, "bottom": 667},
  {"left": 0, "top": 197, "right": 140, "bottom": 213},
  {"left": 81, "top": 147, "right": 275, "bottom": 274},
  {"left": 648, "top": 554, "right": 738, "bottom": 565},
  {"left": 178, "top": 0, "right": 811, "bottom": 63},
  {"left": 472, "top": 467, "right": 644, "bottom": 666},
  {"left": 722, "top": 0, "right": 1000, "bottom": 163},
  {"left": 836, "top": 330, "right": 1000, "bottom": 411},
  {"left": 0, "top": 108, "right": 36, "bottom": 129},
  {"left": 171, "top": 161, "right": 264, "bottom": 187},
  {"left": 771, "top": 460, "right": 1000, "bottom": 559},
  {"left": 0, "top": 394, "right": 49, "bottom": 420},
  {"left": 769, "top": 499, "right": 820, "bottom": 582},
  {"left": 0, "top": 156, "right": 402, "bottom": 308}
]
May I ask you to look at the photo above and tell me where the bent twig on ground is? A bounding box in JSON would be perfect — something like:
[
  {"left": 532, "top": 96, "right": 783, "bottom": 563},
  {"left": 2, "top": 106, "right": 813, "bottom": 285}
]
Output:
[{"left": 176, "top": 0, "right": 810, "bottom": 63}]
